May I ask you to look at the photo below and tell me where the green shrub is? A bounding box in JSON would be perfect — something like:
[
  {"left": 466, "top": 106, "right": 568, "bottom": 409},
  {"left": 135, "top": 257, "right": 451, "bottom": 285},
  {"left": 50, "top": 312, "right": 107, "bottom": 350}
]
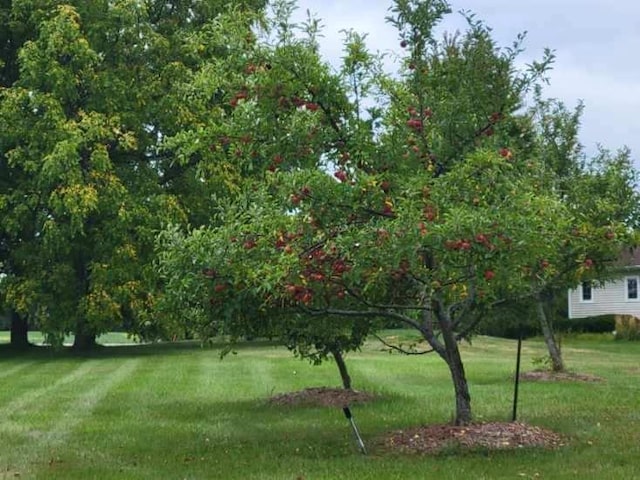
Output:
[
  {"left": 556, "top": 315, "right": 615, "bottom": 335},
  {"left": 475, "top": 299, "right": 540, "bottom": 339},
  {"left": 614, "top": 315, "right": 640, "bottom": 341}
]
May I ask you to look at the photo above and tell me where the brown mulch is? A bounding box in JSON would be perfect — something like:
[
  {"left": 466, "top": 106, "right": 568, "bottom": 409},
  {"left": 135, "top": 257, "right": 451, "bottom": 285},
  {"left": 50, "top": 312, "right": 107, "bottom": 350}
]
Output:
[
  {"left": 268, "top": 387, "right": 377, "bottom": 407},
  {"left": 519, "top": 370, "right": 604, "bottom": 382},
  {"left": 382, "top": 421, "right": 565, "bottom": 455}
]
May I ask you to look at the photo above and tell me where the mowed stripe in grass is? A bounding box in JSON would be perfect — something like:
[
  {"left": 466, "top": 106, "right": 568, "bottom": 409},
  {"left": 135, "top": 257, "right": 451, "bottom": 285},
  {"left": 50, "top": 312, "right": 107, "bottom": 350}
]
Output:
[
  {"left": 0, "top": 361, "right": 99, "bottom": 419},
  {"left": 46, "top": 347, "right": 355, "bottom": 479},
  {"left": 1, "top": 357, "right": 140, "bottom": 472},
  {"left": 0, "top": 361, "right": 37, "bottom": 380}
]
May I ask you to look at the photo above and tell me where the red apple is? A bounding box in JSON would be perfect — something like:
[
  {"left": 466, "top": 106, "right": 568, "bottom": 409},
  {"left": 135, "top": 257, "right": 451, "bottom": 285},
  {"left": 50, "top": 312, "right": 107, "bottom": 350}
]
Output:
[
  {"left": 423, "top": 205, "right": 436, "bottom": 221},
  {"left": 334, "top": 170, "right": 348, "bottom": 182},
  {"left": 499, "top": 147, "right": 513, "bottom": 159},
  {"left": 202, "top": 268, "right": 217, "bottom": 278},
  {"left": 406, "top": 118, "right": 423, "bottom": 131},
  {"left": 475, "top": 234, "right": 487, "bottom": 244},
  {"left": 332, "top": 260, "right": 348, "bottom": 274},
  {"left": 305, "top": 102, "right": 319, "bottom": 111}
]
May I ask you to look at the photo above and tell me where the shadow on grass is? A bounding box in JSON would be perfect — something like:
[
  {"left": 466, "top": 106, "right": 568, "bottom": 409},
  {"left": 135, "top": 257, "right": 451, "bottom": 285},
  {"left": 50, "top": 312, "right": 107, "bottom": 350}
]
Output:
[
  {"left": 119, "top": 392, "right": 408, "bottom": 459},
  {"left": 0, "top": 338, "right": 281, "bottom": 361}
]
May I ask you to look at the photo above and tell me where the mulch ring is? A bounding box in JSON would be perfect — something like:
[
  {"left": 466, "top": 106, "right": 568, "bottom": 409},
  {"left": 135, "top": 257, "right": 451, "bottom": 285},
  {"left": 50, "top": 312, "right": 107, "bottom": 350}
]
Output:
[
  {"left": 519, "top": 370, "right": 604, "bottom": 382},
  {"left": 381, "top": 421, "right": 565, "bottom": 455},
  {"left": 268, "top": 387, "right": 377, "bottom": 407}
]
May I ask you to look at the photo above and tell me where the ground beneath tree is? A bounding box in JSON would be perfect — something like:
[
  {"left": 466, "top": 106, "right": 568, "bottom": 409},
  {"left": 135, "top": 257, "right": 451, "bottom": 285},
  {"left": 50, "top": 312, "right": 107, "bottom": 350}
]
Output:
[
  {"left": 381, "top": 422, "right": 565, "bottom": 454},
  {"left": 519, "top": 370, "right": 604, "bottom": 382},
  {"left": 268, "top": 387, "right": 565, "bottom": 455},
  {"left": 268, "top": 387, "right": 377, "bottom": 407}
]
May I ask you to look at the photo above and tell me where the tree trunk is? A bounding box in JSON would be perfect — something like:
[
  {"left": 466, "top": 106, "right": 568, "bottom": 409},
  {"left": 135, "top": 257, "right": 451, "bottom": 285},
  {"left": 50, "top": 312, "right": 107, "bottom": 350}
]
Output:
[
  {"left": 439, "top": 319, "right": 472, "bottom": 425},
  {"left": 536, "top": 294, "right": 564, "bottom": 372},
  {"left": 73, "top": 327, "right": 97, "bottom": 351},
  {"left": 10, "top": 310, "right": 30, "bottom": 349},
  {"left": 332, "top": 348, "right": 352, "bottom": 390},
  {"left": 72, "top": 256, "right": 98, "bottom": 351}
]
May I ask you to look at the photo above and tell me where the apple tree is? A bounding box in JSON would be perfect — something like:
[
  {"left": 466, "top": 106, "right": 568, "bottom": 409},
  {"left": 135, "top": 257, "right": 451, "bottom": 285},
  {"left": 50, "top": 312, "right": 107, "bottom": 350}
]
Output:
[{"left": 156, "top": 0, "right": 635, "bottom": 425}]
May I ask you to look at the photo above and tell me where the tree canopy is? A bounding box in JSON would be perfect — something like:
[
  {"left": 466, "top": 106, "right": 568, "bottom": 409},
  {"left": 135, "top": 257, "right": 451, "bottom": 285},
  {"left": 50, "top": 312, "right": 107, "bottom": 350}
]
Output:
[
  {"left": 155, "top": 0, "right": 637, "bottom": 424},
  {"left": 0, "top": 0, "right": 266, "bottom": 347}
]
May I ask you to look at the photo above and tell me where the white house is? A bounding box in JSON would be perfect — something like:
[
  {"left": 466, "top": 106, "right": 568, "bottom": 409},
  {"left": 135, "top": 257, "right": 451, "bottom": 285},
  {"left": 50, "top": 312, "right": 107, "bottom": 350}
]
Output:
[{"left": 568, "top": 249, "right": 640, "bottom": 320}]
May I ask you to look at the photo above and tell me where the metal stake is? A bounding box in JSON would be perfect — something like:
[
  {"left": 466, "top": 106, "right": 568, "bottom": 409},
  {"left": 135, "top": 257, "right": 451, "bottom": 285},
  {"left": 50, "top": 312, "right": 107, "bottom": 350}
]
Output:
[
  {"left": 511, "top": 332, "right": 523, "bottom": 422},
  {"left": 343, "top": 406, "right": 367, "bottom": 455}
]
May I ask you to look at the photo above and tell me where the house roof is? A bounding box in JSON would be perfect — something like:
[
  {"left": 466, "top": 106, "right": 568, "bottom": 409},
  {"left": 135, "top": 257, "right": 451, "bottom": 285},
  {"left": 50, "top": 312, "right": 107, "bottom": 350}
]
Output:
[{"left": 612, "top": 247, "right": 640, "bottom": 268}]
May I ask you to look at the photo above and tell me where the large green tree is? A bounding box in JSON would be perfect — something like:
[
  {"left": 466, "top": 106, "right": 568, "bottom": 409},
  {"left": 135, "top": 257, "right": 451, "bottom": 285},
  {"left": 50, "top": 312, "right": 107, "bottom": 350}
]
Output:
[{"left": 0, "top": 0, "right": 265, "bottom": 348}]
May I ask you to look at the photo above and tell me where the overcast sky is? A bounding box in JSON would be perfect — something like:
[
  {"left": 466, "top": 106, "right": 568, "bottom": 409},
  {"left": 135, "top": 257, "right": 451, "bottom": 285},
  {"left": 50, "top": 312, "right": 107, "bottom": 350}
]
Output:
[{"left": 292, "top": 0, "right": 640, "bottom": 163}]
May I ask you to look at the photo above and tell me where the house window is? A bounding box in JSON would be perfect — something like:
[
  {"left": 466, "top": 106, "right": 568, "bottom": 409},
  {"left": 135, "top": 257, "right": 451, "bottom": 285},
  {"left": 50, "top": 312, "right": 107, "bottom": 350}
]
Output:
[
  {"left": 626, "top": 277, "right": 639, "bottom": 301},
  {"left": 581, "top": 282, "right": 593, "bottom": 302}
]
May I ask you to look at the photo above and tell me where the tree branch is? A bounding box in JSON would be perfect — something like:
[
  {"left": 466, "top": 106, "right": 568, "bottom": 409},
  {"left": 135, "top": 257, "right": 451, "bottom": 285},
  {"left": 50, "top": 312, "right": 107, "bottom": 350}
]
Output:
[
  {"left": 372, "top": 333, "right": 435, "bottom": 355},
  {"left": 302, "top": 306, "right": 423, "bottom": 331}
]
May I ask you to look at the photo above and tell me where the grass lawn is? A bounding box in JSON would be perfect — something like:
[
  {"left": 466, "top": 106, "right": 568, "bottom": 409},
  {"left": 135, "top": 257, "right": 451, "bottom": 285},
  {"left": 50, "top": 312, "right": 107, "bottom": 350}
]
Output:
[{"left": 0, "top": 332, "right": 638, "bottom": 479}]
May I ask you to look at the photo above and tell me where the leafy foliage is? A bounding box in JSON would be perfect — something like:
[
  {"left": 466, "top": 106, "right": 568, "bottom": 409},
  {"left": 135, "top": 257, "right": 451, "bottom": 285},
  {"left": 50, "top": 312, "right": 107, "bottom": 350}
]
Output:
[
  {"left": 0, "top": 0, "right": 266, "bottom": 346},
  {"left": 156, "top": 0, "right": 636, "bottom": 424}
]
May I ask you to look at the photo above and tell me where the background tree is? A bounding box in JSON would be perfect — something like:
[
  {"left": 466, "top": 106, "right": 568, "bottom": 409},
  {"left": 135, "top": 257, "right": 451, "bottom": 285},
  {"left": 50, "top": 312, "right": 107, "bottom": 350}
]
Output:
[
  {"left": 524, "top": 93, "right": 640, "bottom": 371},
  {"left": 0, "top": 0, "right": 266, "bottom": 349}
]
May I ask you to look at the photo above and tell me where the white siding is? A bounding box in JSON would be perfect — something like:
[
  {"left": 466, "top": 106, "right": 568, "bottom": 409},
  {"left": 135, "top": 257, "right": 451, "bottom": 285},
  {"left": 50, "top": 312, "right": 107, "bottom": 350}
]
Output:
[{"left": 568, "top": 276, "right": 640, "bottom": 318}]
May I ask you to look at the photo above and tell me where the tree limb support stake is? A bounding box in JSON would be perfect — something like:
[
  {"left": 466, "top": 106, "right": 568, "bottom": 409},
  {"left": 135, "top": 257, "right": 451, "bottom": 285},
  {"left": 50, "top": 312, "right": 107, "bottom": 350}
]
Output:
[
  {"left": 511, "top": 333, "right": 523, "bottom": 422},
  {"left": 343, "top": 406, "right": 367, "bottom": 454}
]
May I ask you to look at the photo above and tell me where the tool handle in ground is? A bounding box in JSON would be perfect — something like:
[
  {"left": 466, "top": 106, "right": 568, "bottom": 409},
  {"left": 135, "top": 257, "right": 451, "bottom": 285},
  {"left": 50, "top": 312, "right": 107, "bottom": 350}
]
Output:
[{"left": 343, "top": 406, "right": 367, "bottom": 455}]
